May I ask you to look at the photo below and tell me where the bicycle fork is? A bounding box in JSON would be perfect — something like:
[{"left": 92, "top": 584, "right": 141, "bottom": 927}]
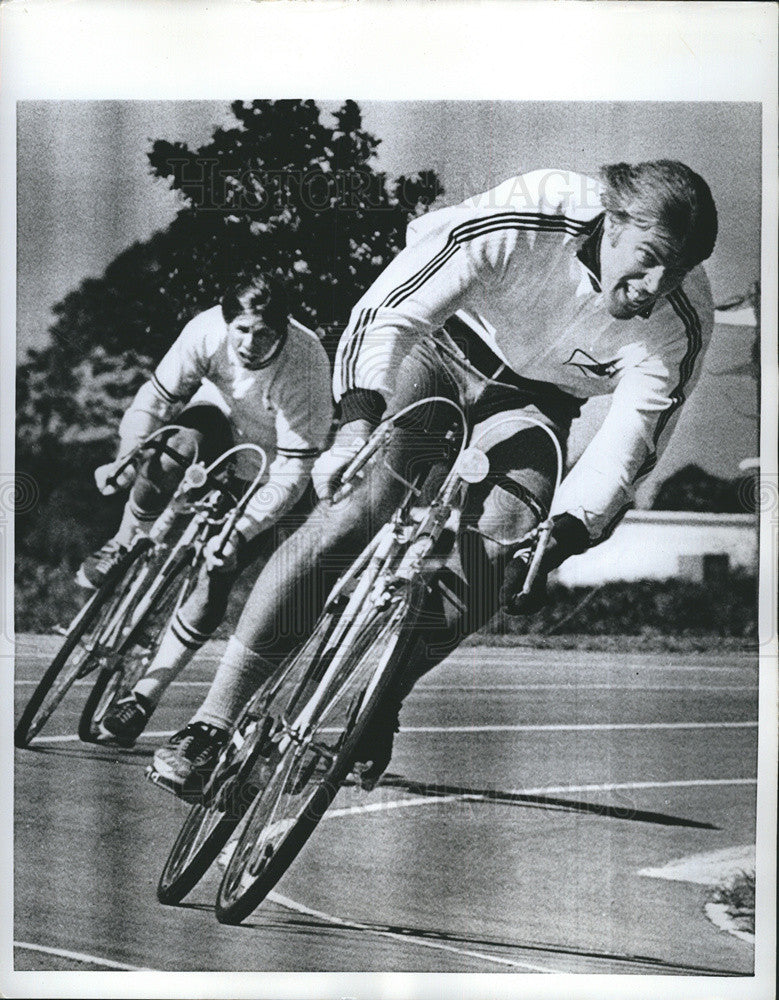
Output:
[{"left": 273, "top": 523, "right": 404, "bottom": 755}]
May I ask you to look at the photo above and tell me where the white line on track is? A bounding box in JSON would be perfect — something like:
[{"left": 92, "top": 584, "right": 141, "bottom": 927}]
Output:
[
  {"left": 24, "top": 730, "right": 176, "bottom": 744},
  {"left": 13, "top": 679, "right": 759, "bottom": 693},
  {"left": 398, "top": 721, "right": 757, "bottom": 733},
  {"left": 416, "top": 683, "right": 759, "bottom": 691},
  {"left": 421, "top": 660, "right": 757, "bottom": 673},
  {"left": 320, "top": 778, "right": 756, "bottom": 823},
  {"left": 266, "top": 891, "right": 555, "bottom": 972},
  {"left": 14, "top": 651, "right": 757, "bottom": 675},
  {"left": 13, "top": 679, "right": 213, "bottom": 687},
  {"left": 483, "top": 777, "right": 756, "bottom": 796},
  {"left": 13, "top": 940, "right": 150, "bottom": 971},
  {"left": 24, "top": 720, "right": 757, "bottom": 744},
  {"left": 325, "top": 795, "right": 463, "bottom": 820}
]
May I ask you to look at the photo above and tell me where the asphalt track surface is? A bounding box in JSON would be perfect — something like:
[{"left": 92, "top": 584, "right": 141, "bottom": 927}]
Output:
[{"left": 14, "top": 635, "right": 757, "bottom": 975}]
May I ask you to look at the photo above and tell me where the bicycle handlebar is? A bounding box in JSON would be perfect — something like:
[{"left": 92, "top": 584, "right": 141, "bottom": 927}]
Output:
[
  {"left": 330, "top": 396, "right": 469, "bottom": 505},
  {"left": 105, "top": 425, "right": 199, "bottom": 491},
  {"left": 200, "top": 444, "right": 268, "bottom": 557},
  {"left": 111, "top": 431, "right": 269, "bottom": 559}
]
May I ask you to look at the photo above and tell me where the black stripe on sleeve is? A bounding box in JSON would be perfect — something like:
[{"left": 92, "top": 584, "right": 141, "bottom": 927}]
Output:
[
  {"left": 341, "top": 306, "right": 378, "bottom": 394},
  {"left": 634, "top": 287, "right": 703, "bottom": 482},
  {"left": 339, "top": 210, "right": 594, "bottom": 393},
  {"left": 276, "top": 446, "right": 321, "bottom": 458},
  {"left": 588, "top": 500, "right": 634, "bottom": 547},
  {"left": 384, "top": 213, "right": 590, "bottom": 310},
  {"left": 151, "top": 374, "right": 184, "bottom": 405},
  {"left": 587, "top": 287, "right": 704, "bottom": 546}
]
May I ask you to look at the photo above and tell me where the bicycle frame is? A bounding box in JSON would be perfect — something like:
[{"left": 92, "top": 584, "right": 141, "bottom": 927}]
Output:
[
  {"left": 273, "top": 394, "right": 564, "bottom": 753},
  {"left": 272, "top": 399, "right": 470, "bottom": 753},
  {"left": 83, "top": 435, "right": 269, "bottom": 669}
]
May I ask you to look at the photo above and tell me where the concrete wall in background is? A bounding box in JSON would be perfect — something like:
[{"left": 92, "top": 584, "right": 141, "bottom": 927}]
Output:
[{"left": 554, "top": 511, "right": 758, "bottom": 586}]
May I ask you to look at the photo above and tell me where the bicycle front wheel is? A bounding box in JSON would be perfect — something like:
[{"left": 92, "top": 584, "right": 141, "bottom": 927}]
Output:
[
  {"left": 157, "top": 597, "right": 348, "bottom": 905},
  {"left": 78, "top": 547, "right": 199, "bottom": 742},
  {"left": 14, "top": 540, "right": 153, "bottom": 748},
  {"left": 157, "top": 713, "right": 276, "bottom": 905},
  {"left": 215, "top": 580, "right": 423, "bottom": 925}
]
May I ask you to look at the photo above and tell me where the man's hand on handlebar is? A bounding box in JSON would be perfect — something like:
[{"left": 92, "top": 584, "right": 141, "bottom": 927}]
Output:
[
  {"left": 501, "top": 513, "right": 590, "bottom": 616},
  {"left": 94, "top": 457, "right": 137, "bottom": 496},
  {"left": 204, "top": 528, "right": 245, "bottom": 574},
  {"left": 312, "top": 418, "right": 375, "bottom": 500}
]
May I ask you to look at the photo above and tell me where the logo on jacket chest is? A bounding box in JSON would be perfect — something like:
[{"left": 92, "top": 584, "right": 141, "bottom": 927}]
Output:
[{"left": 564, "top": 349, "right": 619, "bottom": 379}]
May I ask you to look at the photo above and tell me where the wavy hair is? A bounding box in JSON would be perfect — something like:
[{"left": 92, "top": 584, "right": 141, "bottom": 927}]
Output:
[
  {"left": 220, "top": 273, "right": 289, "bottom": 331},
  {"left": 600, "top": 160, "right": 718, "bottom": 269}
]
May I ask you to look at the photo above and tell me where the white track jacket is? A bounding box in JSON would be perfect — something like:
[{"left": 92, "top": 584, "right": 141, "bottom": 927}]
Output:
[
  {"left": 333, "top": 170, "right": 714, "bottom": 543},
  {"left": 119, "top": 308, "right": 333, "bottom": 532}
]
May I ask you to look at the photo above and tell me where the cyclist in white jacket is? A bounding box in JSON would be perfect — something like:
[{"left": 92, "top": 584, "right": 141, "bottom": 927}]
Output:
[
  {"left": 78, "top": 274, "right": 333, "bottom": 746},
  {"left": 151, "top": 161, "right": 718, "bottom": 797}
]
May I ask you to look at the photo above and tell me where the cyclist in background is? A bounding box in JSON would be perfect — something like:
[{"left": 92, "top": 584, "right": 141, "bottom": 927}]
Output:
[
  {"left": 151, "top": 161, "right": 718, "bottom": 796},
  {"left": 77, "top": 273, "right": 333, "bottom": 746}
]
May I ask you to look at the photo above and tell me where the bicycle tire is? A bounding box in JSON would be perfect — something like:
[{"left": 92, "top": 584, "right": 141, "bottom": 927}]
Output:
[
  {"left": 77, "top": 666, "right": 125, "bottom": 743},
  {"left": 78, "top": 547, "right": 198, "bottom": 742},
  {"left": 156, "top": 603, "right": 346, "bottom": 905},
  {"left": 157, "top": 803, "right": 240, "bottom": 906},
  {"left": 214, "top": 579, "right": 424, "bottom": 925},
  {"left": 156, "top": 714, "right": 277, "bottom": 905},
  {"left": 14, "top": 539, "right": 154, "bottom": 748}
]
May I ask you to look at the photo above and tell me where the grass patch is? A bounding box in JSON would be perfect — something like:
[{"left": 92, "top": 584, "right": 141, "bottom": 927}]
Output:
[
  {"left": 15, "top": 555, "right": 758, "bottom": 650},
  {"left": 462, "top": 632, "right": 756, "bottom": 654},
  {"left": 710, "top": 871, "right": 755, "bottom": 935}
]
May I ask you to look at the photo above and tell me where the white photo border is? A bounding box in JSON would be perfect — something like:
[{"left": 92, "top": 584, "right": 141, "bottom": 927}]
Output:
[{"left": 1, "top": 2, "right": 776, "bottom": 998}]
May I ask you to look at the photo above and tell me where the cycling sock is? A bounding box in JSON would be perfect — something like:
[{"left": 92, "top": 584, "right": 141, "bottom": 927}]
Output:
[
  {"left": 114, "top": 498, "right": 158, "bottom": 547},
  {"left": 133, "top": 612, "right": 211, "bottom": 709},
  {"left": 191, "top": 635, "right": 276, "bottom": 730}
]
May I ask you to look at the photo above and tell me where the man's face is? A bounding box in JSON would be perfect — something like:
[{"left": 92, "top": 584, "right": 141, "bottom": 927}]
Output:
[
  {"left": 599, "top": 217, "right": 689, "bottom": 319},
  {"left": 227, "top": 308, "right": 284, "bottom": 369}
]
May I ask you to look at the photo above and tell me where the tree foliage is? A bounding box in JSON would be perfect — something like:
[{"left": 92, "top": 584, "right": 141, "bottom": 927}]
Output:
[{"left": 17, "top": 99, "right": 443, "bottom": 567}]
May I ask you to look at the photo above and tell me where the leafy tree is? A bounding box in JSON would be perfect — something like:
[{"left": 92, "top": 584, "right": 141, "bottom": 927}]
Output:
[{"left": 17, "top": 99, "right": 443, "bottom": 577}]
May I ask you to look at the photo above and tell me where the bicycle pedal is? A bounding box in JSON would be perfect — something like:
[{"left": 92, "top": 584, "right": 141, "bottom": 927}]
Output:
[
  {"left": 145, "top": 764, "right": 188, "bottom": 798},
  {"left": 146, "top": 764, "right": 210, "bottom": 805}
]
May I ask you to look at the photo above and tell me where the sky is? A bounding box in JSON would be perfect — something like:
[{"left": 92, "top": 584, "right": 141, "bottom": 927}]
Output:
[{"left": 16, "top": 99, "right": 761, "bottom": 496}]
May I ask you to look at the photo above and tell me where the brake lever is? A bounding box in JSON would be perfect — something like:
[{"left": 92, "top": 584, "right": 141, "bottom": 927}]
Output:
[
  {"left": 517, "top": 519, "right": 554, "bottom": 597},
  {"left": 330, "top": 428, "right": 390, "bottom": 505}
]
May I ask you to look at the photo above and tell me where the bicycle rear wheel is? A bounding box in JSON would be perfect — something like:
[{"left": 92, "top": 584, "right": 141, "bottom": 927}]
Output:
[
  {"left": 14, "top": 539, "right": 153, "bottom": 748},
  {"left": 215, "top": 579, "right": 423, "bottom": 925},
  {"left": 157, "top": 599, "right": 347, "bottom": 904},
  {"left": 78, "top": 547, "right": 198, "bottom": 742}
]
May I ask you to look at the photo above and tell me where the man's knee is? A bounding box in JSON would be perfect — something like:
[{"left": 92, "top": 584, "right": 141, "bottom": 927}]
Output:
[
  {"left": 468, "top": 483, "right": 541, "bottom": 562},
  {"left": 157, "top": 427, "right": 201, "bottom": 477},
  {"left": 180, "top": 565, "right": 232, "bottom": 636}
]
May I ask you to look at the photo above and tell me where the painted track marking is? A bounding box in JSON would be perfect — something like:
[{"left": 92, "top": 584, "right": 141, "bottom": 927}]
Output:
[
  {"left": 13, "top": 678, "right": 758, "bottom": 691},
  {"left": 266, "top": 891, "right": 555, "bottom": 972},
  {"left": 23, "top": 719, "right": 757, "bottom": 744},
  {"left": 321, "top": 778, "right": 756, "bottom": 823},
  {"left": 13, "top": 940, "right": 150, "bottom": 971},
  {"left": 398, "top": 721, "right": 757, "bottom": 733},
  {"left": 325, "top": 795, "right": 462, "bottom": 820},
  {"left": 639, "top": 844, "right": 756, "bottom": 884},
  {"left": 19, "top": 729, "right": 177, "bottom": 744}
]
